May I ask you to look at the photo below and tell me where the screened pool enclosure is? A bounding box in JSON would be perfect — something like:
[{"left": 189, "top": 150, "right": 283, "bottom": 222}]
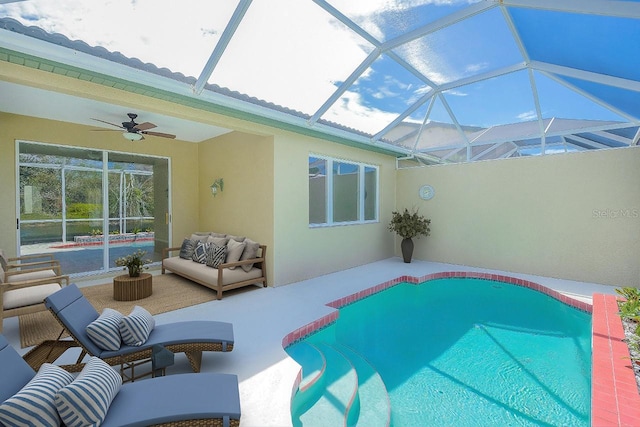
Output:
[{"left": 0, "top": 1, "right": 638, "bottom": 166}]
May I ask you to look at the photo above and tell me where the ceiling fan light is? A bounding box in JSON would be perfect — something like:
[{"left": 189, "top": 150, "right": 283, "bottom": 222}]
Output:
[{"left": 123, "top": 131, "right": 143, "bottom": 141}]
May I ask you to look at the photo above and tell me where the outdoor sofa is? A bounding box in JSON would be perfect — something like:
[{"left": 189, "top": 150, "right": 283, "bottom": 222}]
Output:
[{"left": 162, "top": 232, "right": 267, "bottom": 300}]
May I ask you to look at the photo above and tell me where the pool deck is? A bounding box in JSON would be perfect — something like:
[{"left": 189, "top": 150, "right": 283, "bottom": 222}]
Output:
[{"left": 2, "top": 257, "right": 637, "bottom": 426}]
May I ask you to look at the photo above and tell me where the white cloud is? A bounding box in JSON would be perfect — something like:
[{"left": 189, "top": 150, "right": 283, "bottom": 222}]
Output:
[{"left": 517, "top": 110, "right": 537, "bottom": 121}]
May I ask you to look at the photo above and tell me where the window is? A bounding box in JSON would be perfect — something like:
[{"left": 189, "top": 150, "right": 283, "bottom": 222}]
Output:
[{"left": 309, "top": 155, "right": 378, "bottom": 226}]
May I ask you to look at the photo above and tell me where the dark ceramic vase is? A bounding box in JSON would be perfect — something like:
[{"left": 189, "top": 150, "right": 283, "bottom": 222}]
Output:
[{"left": 401, "top": 238, "right": 414, "bottom": 263}]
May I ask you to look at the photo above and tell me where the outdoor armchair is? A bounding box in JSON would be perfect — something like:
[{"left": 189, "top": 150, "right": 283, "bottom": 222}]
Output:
[
  {"left": 0, "top": 266, "right": 69, "bottom": 333},
  {"left": 0, "top": 249, "right": 62, "bottom": 284}
]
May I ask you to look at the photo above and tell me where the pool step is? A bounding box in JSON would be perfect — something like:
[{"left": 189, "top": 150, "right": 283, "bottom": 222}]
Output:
[
  {"left": 292, "top": 343, "right": 358, "bottom": 427},
  {"left": 334, "top": 343, "right": 391, "bottom": 427},
  {"left": 286, "top": 341, "right": 325, "bottom": 391}
]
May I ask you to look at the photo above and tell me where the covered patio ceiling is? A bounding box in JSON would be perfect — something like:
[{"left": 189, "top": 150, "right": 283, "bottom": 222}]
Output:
[{"left": 0, "top": 0, "right": 639, "bottom": 165}]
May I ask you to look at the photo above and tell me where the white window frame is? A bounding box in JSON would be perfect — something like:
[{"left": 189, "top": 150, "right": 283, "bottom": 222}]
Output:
[{"left": 309, "top": 153, "right": 379, "bottom": 227}]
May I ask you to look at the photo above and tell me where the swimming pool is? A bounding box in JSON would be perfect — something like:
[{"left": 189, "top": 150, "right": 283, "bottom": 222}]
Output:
[{"left": 286, "top": 277, "right": 591, "bottom": 426}]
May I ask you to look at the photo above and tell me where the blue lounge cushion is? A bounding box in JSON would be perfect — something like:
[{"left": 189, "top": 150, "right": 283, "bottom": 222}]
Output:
[
  {"left": 119, "top": 306, "right": 155, "bottom": 346},
  {"left": 86, "top": 308, "right": 124, "bottom": 351},
  {"left": 55, "top": 357, "right": 122, "bottom": 427},
  {"left": 0, "top": 363, "right": 74, "bottom": 427},
  {"left": 101, "top": 373, "right": 240, "bottom": 427}
]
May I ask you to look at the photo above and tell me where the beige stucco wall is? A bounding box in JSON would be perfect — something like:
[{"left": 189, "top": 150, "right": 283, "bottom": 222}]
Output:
[
  {"left": 272, "top": 131, "right": 397, "bottom": 286},
  {"left": 396, "top": 147, "right": 640, "bottom": 287},
  {"left": 197, "top": 131, "right": 275, "bottom": 285}
]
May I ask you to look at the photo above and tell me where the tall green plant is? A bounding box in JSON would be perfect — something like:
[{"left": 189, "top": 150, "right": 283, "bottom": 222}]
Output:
[{"left": 616, "top": 287, "right": 640, "bottom": 335}]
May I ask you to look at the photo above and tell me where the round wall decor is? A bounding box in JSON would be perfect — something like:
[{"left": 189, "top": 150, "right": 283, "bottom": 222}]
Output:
[{"left": 419, "top": 184, "right": 435, "bottom": 200}]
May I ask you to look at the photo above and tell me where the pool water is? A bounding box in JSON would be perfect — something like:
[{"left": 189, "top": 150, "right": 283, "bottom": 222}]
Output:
[{"left": 287, "top": 278, "right": 591, "bottom": 426}]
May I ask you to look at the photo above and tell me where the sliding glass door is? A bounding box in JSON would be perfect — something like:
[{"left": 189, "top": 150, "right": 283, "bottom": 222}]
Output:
[{"left": 17, "top": 141, "right": 170, "bottom": 276}]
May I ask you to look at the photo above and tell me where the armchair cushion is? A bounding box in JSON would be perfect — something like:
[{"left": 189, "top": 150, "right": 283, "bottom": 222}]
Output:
[
  {"left": 0, "top": 363, "right": 74, "bottom": 427},
  {"left": 6, "top": 269, "right": 58, "bottom": 283},
  {"left": 55, "top": 357, "right": 122, "bottom": 427},
  {"left": 119, "top": 306, "right": 155, "bottom": 346},
  {"left": 2, "top": 283, "right": 62, "bottom": 310},
  {"left": 86, "top": 308, "right": 124, "bottom": 351}
]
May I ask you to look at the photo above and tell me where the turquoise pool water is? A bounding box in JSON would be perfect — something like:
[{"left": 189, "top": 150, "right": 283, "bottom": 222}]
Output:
[{"left": 287, "top": 278, "right": 591, "bottom": 426}]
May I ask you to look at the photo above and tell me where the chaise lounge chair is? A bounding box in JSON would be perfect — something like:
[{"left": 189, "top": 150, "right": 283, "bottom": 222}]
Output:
[
  {"left": 0, "top": 334, "right": 241, "bottom": 427},
  {"left": 41, "top": 283, "right": 234, "bottom": 374}
]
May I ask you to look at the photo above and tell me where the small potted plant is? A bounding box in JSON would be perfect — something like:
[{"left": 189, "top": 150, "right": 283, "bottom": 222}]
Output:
[
  {"left": 115, "top": 249, "right": 152, "bottom": 277},
  {"left": 388, "top": 208, "right": 431, "bottom": 263}
]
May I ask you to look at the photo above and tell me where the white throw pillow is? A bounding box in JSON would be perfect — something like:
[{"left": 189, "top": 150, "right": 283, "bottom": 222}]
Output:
[{"left": 225, "top": 239, "right": 246, "bottom": 270}]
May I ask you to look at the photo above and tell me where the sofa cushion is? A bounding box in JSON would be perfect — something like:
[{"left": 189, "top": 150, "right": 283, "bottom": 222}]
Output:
[
  {"left": 3, "top": 283, "right": 62, "bottom": 310},
  {"left": 55, "top": 357, "right": 122, "bottom": 427},
  {"left": 225, "top": 239, "right": 246, "bottom": 269},
  {"left": 86, "top": 308, "right": 124, "bottom": 351},
  {"left": 207, "top": 235, "right": 229, "bottom": 247},
  {"left": 209, "top": 232, "right": 227, "bottom": 238},
  {"left": 227, "top": 235, "right": 246, "bottom": 242},
  {"left": 178, "top": 238, "right": 195, "bottom": 259},
  {"left": 119, "top": 306, "right": 155, "bottom": 346},
  {"left": 0, "top": 363, "right": 74, "bottom": 427},
  {"left": 190, "top": 234, "right": 209, "bottom": 243},
  {"left": 239, "top": 239, "right": 261, "bottom": 272},
  {"left": 163, "top": 256, "right": 263, "bottom": 287},
  {"left": 6, "top": 269, "right": 58, "bottom": 284},
  {"left": 192, "top": 241, "right": 211, "bottom": 264},
  {"left": 206, "top": 244, "right": 227, "bottom": 269}
]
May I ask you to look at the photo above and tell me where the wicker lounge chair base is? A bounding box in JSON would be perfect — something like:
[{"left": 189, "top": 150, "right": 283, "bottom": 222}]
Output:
[{"left": 22, "top": 339, "right": 78, "bottom": 371}]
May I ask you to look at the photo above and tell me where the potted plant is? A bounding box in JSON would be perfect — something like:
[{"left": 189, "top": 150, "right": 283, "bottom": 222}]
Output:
[
  {"left": 388, "top": 208, "right": 431, "bottom": 263},
  {"left": 115, "top": 249, "right": 152, "bottom": 277}
]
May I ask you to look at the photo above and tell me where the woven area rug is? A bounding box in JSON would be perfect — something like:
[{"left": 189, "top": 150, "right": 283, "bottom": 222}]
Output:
[{"left": 19, "top": 273, "right": 217, "bottom": 348}]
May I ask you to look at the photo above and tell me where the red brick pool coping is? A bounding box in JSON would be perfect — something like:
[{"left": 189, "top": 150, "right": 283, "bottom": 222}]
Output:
[{"left": 282, "top": 271, "right": 640, "bottom": 426}]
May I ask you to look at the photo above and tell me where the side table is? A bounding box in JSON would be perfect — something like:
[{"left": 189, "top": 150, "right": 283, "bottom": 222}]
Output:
[{"left": 113, "top": 273, "right": 153, "bottom": 301}]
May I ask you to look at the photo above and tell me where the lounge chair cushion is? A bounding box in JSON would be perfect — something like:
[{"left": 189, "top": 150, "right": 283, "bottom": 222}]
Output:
[
  {"left": 55, "top": 357, "right": 122, "bottom": 427},
  {"left": 119, "top": 306, "right": 155, "bottom": 346},
  {"left": 2, "top": 283, "right": 61, "bottom": 309},
  {"left": 86, "top": 308, "right": 124, "bottom": 351},
  {"left": 101, "top": 373, "right": 241, "bottom": 427},
  {"left": 0, "top": 363, "right": 73, "bottom": 427},
  {"left": 206, "top": 244, "right": 226, "bottom": 268}
]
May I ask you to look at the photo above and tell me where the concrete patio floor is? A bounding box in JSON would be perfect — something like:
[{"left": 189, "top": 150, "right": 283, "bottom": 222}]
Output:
[{"left": 2, "top": 257, "right": 618, "bottom": 427}]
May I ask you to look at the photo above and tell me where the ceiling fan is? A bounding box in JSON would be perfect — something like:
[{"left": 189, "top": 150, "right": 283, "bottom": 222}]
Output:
[{"left": 91, "top": 113, "right": 176, "bottom": 141}]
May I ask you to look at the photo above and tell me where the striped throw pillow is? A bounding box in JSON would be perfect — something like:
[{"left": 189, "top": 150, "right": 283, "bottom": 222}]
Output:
[
  {"left": 55, "top": 357, "right": 122, "bottom": 427},
  {"left": 85, "top": 308, "right": 123, "bottom": 351},
  {"left": 206, "top": 244, "right": 226, "bottom": 268},
  {"left": 0, "top": 363, "right": 74, "bottom": 427},
  {"left": 119, "top": 305, "right": 155, "bottom": 346}
]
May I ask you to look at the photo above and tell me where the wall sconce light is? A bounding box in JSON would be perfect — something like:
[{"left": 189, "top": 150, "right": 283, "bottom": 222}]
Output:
[{"left": 210, "top": 178, "right": 224, "bottom": 197}]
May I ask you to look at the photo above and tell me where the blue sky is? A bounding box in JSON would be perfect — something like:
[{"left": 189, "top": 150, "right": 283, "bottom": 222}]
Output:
[{"left": 1, "top": 0, "right": 636, "bottom": 141}]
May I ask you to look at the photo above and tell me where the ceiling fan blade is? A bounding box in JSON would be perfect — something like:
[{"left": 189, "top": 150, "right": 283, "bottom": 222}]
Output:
[
  {"left": 133, "top": 122, "right": 157, "bottom": 131},
  {"left": 90, "top": 118, "right": 124, "bottom": 129},
  {"left": 141, "top": 131, "right": 176, "bottom": 139},
  {"left": 90, "top": 129, "right": 122, "bottom": 132}
]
